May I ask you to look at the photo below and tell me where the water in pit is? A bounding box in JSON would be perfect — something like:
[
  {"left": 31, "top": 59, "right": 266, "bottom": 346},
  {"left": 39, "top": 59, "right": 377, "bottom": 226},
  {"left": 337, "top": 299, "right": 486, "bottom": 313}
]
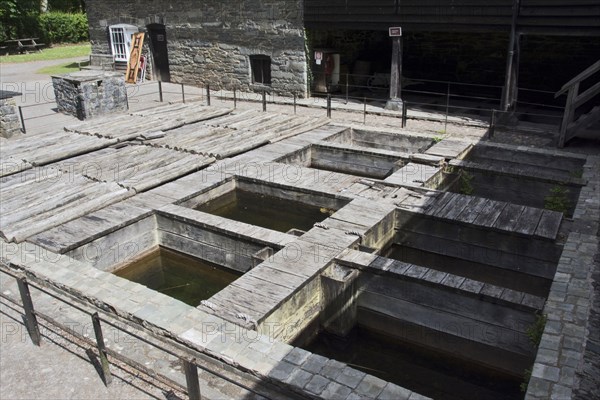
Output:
[
  {"left": 385, "top": 244, "right": 551, "bottom": 298},
  {"left": 304, "top": 327, "right": 523, "bottom": 400},
  {"left": 196, "top": 189, "right": 334, "bottom": 233},
  {"left": 114, "top": 247, "right": 241, "bottom": 306}
]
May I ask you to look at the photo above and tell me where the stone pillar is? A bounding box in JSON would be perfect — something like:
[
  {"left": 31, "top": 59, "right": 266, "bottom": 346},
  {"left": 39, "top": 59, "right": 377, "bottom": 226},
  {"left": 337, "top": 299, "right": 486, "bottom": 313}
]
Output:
[
  {"left": 52, "top": 70, "right": 127, "bottom": 120},
  {"left": 0, "top": 98, "right": 22, "bottom": 138},
  {"left": 320, "top": 264, "right": 360, "bottom": 337}
]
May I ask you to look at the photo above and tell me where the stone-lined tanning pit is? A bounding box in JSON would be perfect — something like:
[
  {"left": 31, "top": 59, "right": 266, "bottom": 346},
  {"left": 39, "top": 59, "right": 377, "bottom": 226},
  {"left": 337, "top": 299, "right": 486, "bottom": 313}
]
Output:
[
  {"left": 114, "top": 247, "right": 242, "bottom": 306},
  {"left": 187, "top": 178, "right": 348, "bottom": 234}
]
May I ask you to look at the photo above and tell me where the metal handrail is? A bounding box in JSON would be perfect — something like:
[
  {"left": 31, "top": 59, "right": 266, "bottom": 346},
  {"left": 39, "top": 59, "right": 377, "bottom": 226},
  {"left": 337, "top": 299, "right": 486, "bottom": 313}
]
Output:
[{"left": 0, "top": 263, "right": 294, "bottom": 400}]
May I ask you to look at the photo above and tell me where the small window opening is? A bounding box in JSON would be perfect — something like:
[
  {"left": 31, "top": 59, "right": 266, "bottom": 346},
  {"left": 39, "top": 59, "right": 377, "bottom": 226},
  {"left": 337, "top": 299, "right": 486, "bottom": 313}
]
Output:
[{"left": 250, "top": 55, "right": 272, "bottom": 85}]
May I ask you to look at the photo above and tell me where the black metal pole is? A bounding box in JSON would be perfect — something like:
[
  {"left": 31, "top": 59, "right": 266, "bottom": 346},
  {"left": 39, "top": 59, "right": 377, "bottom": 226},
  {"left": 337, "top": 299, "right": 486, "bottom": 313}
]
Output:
[
  {"left": 345, "top": 74, "right": 349, "bottom": 104},
  {"left": 181, "top": 83, "right": 186, "bottom": 104},
  {"left": 17, "top": 278, "right": 40, "bottom": 346},
  {"left": 182, "top": 358, "right": 201, "bottom": 400},
  {"left": 18, "top": 106, "right": 26, "bottom": 134},
  {"left": 206, "top": 85, "right": 211, "bottom": 106},
  {"left": 445, "top": 83, "right": 450, "bottom": 133},
  {"left": 262, "top": 90, "right": 267, "bottom": 112},
  {"left": 489, "top": 109, "right": 496, "bottom": 138},
  {"left": 158, "top": 81, "right": 163, "bottom": 102},
  {"left": 92, "top": 312, "right": 113, "bottom": 385}
]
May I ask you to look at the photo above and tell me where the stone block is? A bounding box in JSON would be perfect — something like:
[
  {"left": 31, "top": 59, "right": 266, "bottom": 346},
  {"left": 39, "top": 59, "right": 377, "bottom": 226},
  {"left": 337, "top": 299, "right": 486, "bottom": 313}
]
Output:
[
  {"left": 335, "top": 367, "right": 366, "bottom": 389},
  {"left": 305, "top": 374, "right": 330, "bottom": 395},
  {"left": 377, "top": 383, "right": 412, "bottom": 400},
  {"left": 355, "top": 374, "right": 387, "bottom": 398}
]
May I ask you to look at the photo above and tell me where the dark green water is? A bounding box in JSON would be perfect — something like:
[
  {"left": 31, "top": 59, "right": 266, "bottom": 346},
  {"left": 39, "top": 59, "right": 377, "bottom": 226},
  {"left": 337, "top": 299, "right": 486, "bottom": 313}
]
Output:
[
  {"left": 196, "top": 189, "right": 334, "bottom": 233},
  {"left": 385, "top": 244, "right": 551, "bottom": 297},
  {"left": 114, "top": 247, "right": 241, "bottom": 306},
  {"left": 305, "top": 327, "right": 523, "bottom": 400}
]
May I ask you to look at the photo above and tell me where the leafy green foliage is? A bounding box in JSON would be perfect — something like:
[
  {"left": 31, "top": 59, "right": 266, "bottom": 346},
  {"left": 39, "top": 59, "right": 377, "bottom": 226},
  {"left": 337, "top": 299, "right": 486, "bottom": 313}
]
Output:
[
  {"left": 544, "top": 185, "right": 571, "bottom": 214},
  {"left": 521, "top": 313, "right": 547, "bottom": 393},
  {"left": 0, "top": 0, "right": 86, "bottom": 43},
  {"left": 520, "top": 368, "right": 532, "bottom": 393},
  {"left": 39, "top": 12, "right": 88, "bottom": 43},
  {"left": 527, "top": 313, "right": 547, "bottom": 347},
  {"left": 459, "top": 171, "right": 474, "bottom": 195}
]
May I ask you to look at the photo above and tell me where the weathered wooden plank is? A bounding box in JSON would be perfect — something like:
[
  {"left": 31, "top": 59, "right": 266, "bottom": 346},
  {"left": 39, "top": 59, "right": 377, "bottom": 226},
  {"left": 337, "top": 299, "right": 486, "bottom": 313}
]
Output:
[
  {"left": 244, "top": 265, "right": 308, "bottom": 291},
  {"left": 473, "top": 200, "right": 507, "bottom": 227},
  {"left": 424, "top": 191, "right": 455, "bottom": 216},
  {"left": 513, "top": 207, "right": 544, "bottom": 236},
  {"left": 534, "top": 209, "right": 563, "bottom": 240},
  {"left": 493, "top": 204, "right": 526, "bottom": 232},
  {"left": 455, "top": 196, "right": 489, "bottom": 224},
  {"left": 440, "top": 194, "right": 477, "bottom": 221}
]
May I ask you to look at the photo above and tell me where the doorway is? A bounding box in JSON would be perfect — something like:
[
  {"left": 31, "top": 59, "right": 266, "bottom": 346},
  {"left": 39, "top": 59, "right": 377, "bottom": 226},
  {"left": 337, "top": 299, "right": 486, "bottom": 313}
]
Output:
[{"left": 147, "top": 23, "right": 171, "bottom": 82}]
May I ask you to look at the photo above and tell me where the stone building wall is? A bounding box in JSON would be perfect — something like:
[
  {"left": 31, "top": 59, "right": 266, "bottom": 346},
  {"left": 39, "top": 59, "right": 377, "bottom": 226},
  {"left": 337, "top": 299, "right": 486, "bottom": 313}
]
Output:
[{"left": 86, "top": 0, "right": 308, "bottom": 96}]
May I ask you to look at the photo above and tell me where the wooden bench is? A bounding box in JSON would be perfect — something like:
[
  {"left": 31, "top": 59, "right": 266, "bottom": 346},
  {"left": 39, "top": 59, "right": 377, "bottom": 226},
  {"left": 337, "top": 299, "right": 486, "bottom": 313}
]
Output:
[
  {"left": 4, "top": 38, "right": 45, "bottom": 53},
  {"left": 79, "top": 54, "right": 116, "bottom": 71}
]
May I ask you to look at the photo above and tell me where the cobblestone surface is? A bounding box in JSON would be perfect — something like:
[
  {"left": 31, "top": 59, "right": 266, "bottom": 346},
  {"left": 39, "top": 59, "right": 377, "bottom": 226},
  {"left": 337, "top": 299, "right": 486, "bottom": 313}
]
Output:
[{"left": 574, "top": 250, "right": 600, "bottom": 400}]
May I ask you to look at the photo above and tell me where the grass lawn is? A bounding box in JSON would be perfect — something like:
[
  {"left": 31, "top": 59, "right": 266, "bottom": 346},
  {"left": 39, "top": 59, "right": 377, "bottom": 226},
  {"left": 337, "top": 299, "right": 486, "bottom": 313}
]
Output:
[
  {"left": 0, "top": 43, "right": 90, "bottom": 64},
  {"left": 36, "top": 61, "right": 81, "bottom": 75}
]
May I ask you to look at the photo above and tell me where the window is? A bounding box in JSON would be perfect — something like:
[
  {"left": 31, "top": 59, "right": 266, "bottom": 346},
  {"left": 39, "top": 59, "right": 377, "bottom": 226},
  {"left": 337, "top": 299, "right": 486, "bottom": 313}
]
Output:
[
  {"left": 109, "top": 24, "right": 138, "bottom": 62},
  {"left": 250, "top": 55, "right": 271, "bottom": 85}
]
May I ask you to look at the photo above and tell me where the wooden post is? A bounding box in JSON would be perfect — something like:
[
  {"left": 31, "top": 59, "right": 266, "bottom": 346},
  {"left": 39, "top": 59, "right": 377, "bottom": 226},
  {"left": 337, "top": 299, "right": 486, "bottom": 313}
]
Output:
[
  {"left": 386, "top": 28, "right": 403, "bottom": 110},
  {"left": 181, "top": 83, "right": 186, "bottom": 104},
  {"left": 182, "top": 358, "right": 201, "bottom": 400},
  {"left": 363, "top": 97, "right": 367, "bottom": 124},
  {"left": 327, "top": 94, "right": 331, "bottom": 118},
  {"left": 206, "top": 85, "right": 211, "bottom": 106},
  {"left": 293, "top": 93, "right": 297, "bottom": 114},
  {"left": 558, "top": 84, "right": 578, "bottom": 147},
  {"left": 233, "top": 88, "right": 237, "bottom": 109},
  {"left": 92, "top": 312, "right": 112, "bottom": 385},
  {"left": 262, "top": 90, "right": 267, "bottom": 112},
  {"left": 390, "top": 37, "right": 402, "bottom": 100},
  {"left": 501, "top": 0, "right": 521, "bottom": 111},
  {"left": 17, "top": 278, "right": 40, "bottom": 346},
  {"left": 402, "top": 102, "right": 408, "bottom": 128},
  {"left": 158, "top": 81, "right": 163, "bottom": 102}
]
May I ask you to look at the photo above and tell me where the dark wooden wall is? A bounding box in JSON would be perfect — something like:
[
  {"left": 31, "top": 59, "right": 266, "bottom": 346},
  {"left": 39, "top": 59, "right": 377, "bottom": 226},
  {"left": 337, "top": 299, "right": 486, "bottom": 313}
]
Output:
[{"left": 304, "top": 0, "right": 600, "bottom": 36}]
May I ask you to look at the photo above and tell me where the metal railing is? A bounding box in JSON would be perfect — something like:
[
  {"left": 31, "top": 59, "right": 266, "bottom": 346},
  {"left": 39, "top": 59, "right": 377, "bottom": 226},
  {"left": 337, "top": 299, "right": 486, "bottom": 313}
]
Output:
[
  {"left": 0, "top": 263, "right": 294, "bottom": 400},
  {"left": 14, "top": 73, "right": 566, "bottom": 139}
]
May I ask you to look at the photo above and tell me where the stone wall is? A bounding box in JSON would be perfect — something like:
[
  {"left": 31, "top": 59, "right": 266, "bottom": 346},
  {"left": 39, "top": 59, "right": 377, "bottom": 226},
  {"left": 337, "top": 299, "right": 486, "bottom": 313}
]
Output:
[
  {"left": 0, "top": 98, "right": 21, "bottom": 138},
  {"left": 86, "top": 0, "right": 308, "bottom": 96}
]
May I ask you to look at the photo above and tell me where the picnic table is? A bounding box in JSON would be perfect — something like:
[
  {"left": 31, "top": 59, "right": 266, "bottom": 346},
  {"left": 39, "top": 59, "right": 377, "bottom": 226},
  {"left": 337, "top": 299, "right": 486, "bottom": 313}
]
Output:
[{"left": 2, "top": 38, "right": 45, "bottom": 54}]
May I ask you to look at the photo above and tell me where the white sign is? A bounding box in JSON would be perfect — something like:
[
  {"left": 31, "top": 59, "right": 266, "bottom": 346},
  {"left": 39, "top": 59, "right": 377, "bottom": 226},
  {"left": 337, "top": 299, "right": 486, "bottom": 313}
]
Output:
[{"left": 389, "top": 27, "right": 402, "bottom": 37}]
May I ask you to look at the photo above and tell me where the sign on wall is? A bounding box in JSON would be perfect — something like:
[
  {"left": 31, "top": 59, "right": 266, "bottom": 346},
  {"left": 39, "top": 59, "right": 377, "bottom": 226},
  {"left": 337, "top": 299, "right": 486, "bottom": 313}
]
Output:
[
  {"left": 126, "top": 32, "right": 145, "bottom": 84},
  {"left": 389, "top": 27, "right": 402, "bottom": 37}
]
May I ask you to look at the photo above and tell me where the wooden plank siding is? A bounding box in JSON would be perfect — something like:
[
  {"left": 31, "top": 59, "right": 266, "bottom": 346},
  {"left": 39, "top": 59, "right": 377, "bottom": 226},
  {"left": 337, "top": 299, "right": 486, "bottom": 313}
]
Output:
[{"left": 304, "top": 0, "right": 600, "bottom": 35}]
